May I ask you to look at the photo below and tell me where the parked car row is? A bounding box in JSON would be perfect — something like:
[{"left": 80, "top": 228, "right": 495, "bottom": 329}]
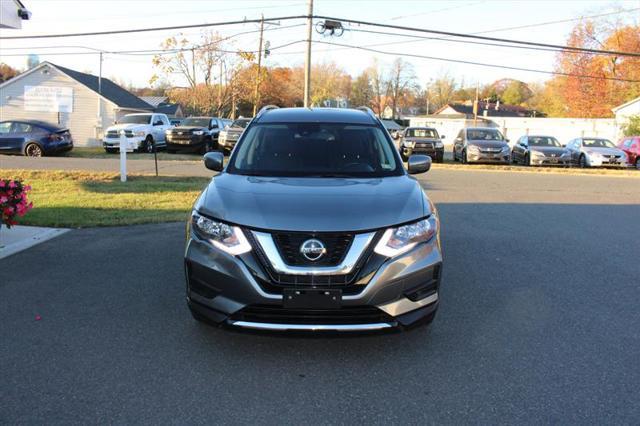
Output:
[{"left": 448, "top": 127, "right": 637, "bottom": 169}]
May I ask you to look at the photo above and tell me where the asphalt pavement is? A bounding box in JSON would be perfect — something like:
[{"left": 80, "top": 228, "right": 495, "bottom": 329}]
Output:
[{"left": 1, "top": 169, "right": 640, "bottom": 424}]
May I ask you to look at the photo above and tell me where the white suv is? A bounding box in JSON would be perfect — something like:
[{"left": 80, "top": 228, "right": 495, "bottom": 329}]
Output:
[{"left": 103, "top": 113, "right": 172, "bottom": 153}]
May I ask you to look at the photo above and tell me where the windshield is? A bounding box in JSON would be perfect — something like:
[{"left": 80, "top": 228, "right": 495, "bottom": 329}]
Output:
[
  {"left": 231, "top": 119, "right": 250, "bottom": 129},
  {"left": 405, "top": 128, "right": 438, "bottom": 138},
  {"left": 228, "top": 123, "right": 403, "bottom": 178},
  {"left": 529, "top": 136, "right": 561, "bottom": 147},
  {"left": 583, "top": 138, "right": 615, "bottom": 148},
  {"left": 182, "top": 118, "right": 210, "bottom": 127},
  {"left": 119, "top": 115, "right": 151, "bottom": 125},
  {"left": 467, "top": 129, "right": 504, "bottom": 141}
]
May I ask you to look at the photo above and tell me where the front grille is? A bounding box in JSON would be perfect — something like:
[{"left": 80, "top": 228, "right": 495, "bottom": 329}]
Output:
[
  {"left": 106, "top": 130, "right": 133, "bottom": 138},
  {"left": 415, "top": 142, "right": 434, "bottom": 149},
  {"left": 480, "top": 147, "right": 502, "bottom": 153},
  {"left": 229, "top": 304, "right": 395, "bottom": 325},
  {"left": 244, "top": 230, "right": 382, "bottom": 292},
  {"left": 272, "top": 232, "right": 353, "bottom": 266}
]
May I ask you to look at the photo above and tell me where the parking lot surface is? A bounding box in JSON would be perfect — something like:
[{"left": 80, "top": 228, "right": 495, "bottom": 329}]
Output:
[{"left": 1, "top": 169, "right": 639, "bottom": 423}]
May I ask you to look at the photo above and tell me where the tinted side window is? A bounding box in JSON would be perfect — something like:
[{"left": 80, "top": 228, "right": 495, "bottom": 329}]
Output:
[{"left": 12, "top": 123, "right": 32, "bottom": 133}]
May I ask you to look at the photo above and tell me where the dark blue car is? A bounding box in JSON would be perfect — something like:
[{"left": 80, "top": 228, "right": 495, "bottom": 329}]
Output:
[{"left": 0, "top": 120, "right": 74, "bottom": 157}]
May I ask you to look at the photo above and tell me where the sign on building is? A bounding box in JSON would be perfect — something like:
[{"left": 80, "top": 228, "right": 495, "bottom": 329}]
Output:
[{"left": 24, "top": 86, "right": 73, "bottom": 113}]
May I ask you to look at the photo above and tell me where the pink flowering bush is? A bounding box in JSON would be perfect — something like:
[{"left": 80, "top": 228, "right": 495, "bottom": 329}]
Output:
[{"left": 0, "top": 179, "right": 33, "bottom": 228}]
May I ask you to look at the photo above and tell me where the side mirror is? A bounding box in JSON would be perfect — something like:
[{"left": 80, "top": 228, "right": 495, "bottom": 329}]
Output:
[
  {"left": 204, "top": 151, "right": 224, "bottom": 172},
  {"left": 441, "top": 135, "right": 446, "bottom": 139},
  {"left": 407, "top": 154, "right": 431, "bottom": 174},
  {"left": 506, "top": 139, "right": 510, "bottom": 143}
]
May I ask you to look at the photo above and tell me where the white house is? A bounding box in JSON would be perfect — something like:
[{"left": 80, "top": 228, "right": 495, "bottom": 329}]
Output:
[
  {"left": 0, "top": 62, "right": 153, "bottom": 146},
  {"left": 612, "top": 96, "right": 640, "bottom": 126},
  {"left": 0, "top": 0, "right": 30, "bottom": 29}
]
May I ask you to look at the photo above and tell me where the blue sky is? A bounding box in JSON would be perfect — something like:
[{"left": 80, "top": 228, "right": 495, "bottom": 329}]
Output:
[{"left": 1, "top": 0, "right": 638, "bottom": 89}]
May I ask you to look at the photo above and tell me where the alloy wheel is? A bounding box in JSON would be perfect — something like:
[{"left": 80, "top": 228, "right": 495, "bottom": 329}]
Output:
[{"left": 25, "top": 143, "right": 43, "bottom": 157}]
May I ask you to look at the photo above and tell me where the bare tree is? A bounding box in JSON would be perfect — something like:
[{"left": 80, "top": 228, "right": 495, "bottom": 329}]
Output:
[
  {"left": 386, "top": 58, "right": 417, "bottom": 119},
  {"left": 368, "top": 59, "right": 386, "bottom": 116}
]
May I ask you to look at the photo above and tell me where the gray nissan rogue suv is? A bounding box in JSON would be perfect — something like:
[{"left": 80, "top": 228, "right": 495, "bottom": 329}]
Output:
[{"left": 184, "top": 107, "right": 443, "bottom": 332}]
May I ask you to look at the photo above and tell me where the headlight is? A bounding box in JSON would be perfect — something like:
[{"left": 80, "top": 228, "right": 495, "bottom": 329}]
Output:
[
  {"left": 165, "top": 129, "right": 171, "bottom": 135},
  {"left": 467, "top": 145, "right": 480, "bottom": 153},
  {"left": 134, "top": 130, "right": 146, "bottom": 137},
  {"left": 435, "top": 141, "right": 444, "bottom": 148},
  {"left": 193, "top": 130, "right": 204, "bottom": 136},
  {"left": 402, "top": 141, "right": 415, "bottom": 148},
  {"left": 531, "top": 150, "right": 545, "bottom": 157},
  {"left": 191, "top": 213, "right": 251, "bottom": 255},
  {"left": 502, "top": 146, "right": 511, "bottom": 153},
  {"left": 561, "top": 150, "right": 571, "bottom": 157},
  {"left": 374, "top": 216, "right": 437, "bottom": 258}
]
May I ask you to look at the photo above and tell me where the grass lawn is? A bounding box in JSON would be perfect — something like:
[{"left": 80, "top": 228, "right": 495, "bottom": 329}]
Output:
[
  {"left": 3, "top": 170, "right": 210, "bottom": 228},
  {"left": 66, "top": 147, "right": 202, "bottom": 162}
]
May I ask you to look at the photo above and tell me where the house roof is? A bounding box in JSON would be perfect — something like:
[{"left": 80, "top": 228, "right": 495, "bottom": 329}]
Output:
[
  {"left": 612, "top": 96, "right": 640, "bottom": 113},
  {"left": 434, "top": 102, "right": 542, "bottom": 118},
  {"left": 155, "top": 103, "right": 180, "bottom": 116},
  {"left": 140, "top": 96, "right": 168, "bottom": 108},
  {"left": 52, "top": 64, "right": 153, "bottom": 110},
  {"left": 0, "top": 62, "right": 152, "bottom": 110}
]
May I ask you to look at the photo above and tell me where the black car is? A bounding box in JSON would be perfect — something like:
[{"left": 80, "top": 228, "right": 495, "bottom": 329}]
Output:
[
  {"left": 166, "top": 117, "right": 224, "bottom": 154},
  {"left": 400, "top": 127, "right": 445, "bottom": 162},
  {"left": 185, "top": 107, "right": 442, "bottom": 332},
  {"left": 511, "top": 135, "right": 571, "bottom": 166},
  {"left": 0, "top": 120, "right": 73, "bottom": 157}
]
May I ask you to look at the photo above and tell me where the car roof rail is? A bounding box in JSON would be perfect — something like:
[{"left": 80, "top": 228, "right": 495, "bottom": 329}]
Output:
[
  {"left": 355, "top": 106, "right": 382, "bottom": 124},
  {"left": 256, "top": 105, "right": 279, "bottom": 120}
]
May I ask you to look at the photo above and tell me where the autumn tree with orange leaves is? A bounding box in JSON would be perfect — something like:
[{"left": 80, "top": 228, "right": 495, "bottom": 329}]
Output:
[{"left": 545, "top": 19, "right": 640, "bottom": 118}]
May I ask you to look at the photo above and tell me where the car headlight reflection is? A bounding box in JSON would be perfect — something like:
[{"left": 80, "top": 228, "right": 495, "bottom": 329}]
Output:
[
  {"left": 374, "top": 216, "right": 437, "bottom": 258},
  {"left": 531, "top": 150, "right": 545, "bottom": 157},
  {"left": 134, "top": 130, "right": 146, "bottom": 137},
  {"left": 192, "top": 213, "right": 251, "bottom": 255},
  {"left": 402, "top": 141, "right": 415, "bottom": 148},
  {"left": 467, "top": 145, "right": 480, "bottom": 154},
  {"left": 193, "top": 130, "right": 204, "bottom": 136}
]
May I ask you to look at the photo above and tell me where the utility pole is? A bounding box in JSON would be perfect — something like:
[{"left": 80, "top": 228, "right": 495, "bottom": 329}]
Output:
[
  {"left": 473, "top": 82, "right": 479, "bottom": 127},
  {"left": 218, "top": 60, "right": 223, "bottom": 115},
  {"left": 191, "top": 48, "right": 197, "bottom": 113},
  {"left": 303, "top": 0, "right": 313, "bottom": 108},
  {"left": 98, "top": 52, "right": 103, "bottom": 139},
  {"left": 253, "top": 14, "right": 265, "bottom": 116}
]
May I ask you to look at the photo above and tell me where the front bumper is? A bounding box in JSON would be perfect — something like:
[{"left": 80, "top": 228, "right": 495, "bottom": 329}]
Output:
[
  {"left": 530, "top": 156, "right": 571, "bottom": 166},
  {"left": 166, "top": 135, "right": 207, "bottom": 151},
  {"left": 586, "top": 156, "right": 627, "bottom": 167},
  {"left": 402, "top": 146, "right": 444, "bottom": 159},
  {"left": 103, "top": 136, "right": 144, "bottom": 151},
  {"left": 184, "top": 229, "right": 442, "bottom": 332},
  {"left": 467, "top": 151, "right": 510, "bottom": 163}
]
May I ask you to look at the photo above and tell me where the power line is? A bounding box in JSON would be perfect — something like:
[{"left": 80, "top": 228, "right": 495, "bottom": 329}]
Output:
[
  {"left": 311, "top": 40, "right": 640, "bottom": 83},
  {"left": 0, "top": 40, "right": 308, "bottom": 58},
  {"left": 2, "top": 13, "right": 638, "bottom": 59},
  {"left": 0, "top": 15, "right": 308, "bottom": 40},
  {"left": 473, "top": 7, "right": 640, "bottom": 34},
  {"left": 315, "top": 15, "right": 640, "bottom": 58},
  {"left": 347, "top": 28, "right": 577, "bottom": 55},
  {"left": 0, "top": 24, "right": 305, "bottom": 52}
]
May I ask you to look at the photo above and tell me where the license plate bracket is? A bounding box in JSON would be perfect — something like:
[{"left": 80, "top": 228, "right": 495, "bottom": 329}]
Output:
[{"left": 283, "top": 288, "right": 342, "bottom": 309}]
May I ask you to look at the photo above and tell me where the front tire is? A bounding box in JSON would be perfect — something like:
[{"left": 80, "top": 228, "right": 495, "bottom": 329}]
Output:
[
  {"left": 24, "top": 143, "right": 43, "bottom": 157},
  {"left": 462, "top": 149, "right": 468, "bottom": 164},
  {"left": 140, "top": 136, "right": 154, "bottom": 153},
  {"left": 579, "top": 154, "right": 588, "bottom": 168},
  {"left": 525, "top": 153, "right": 531, "bottom": 167},
  {"left": 635, "top": 158, "right": 640, "bottom": 170}
]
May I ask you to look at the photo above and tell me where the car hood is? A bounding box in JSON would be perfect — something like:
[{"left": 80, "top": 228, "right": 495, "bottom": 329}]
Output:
[
  {"left": 107, "top": 123, "right": 148, "bottom": 132},
  {"left": 195, "top": 174, "right": 430, "bottom": 232},
  {"left": 584, "top": 147, "right": 625, "bottom": 156},
  {"left": 468, "top": 140, "right": 509, "bottom": 149},
  {"left": 529, "top": 146, "right": 567, "bottom": 155}
]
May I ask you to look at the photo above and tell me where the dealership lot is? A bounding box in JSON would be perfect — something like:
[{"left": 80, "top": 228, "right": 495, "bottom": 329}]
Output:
[{"left": 1, "top": 168, "right": 639, "bottom": 423}]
